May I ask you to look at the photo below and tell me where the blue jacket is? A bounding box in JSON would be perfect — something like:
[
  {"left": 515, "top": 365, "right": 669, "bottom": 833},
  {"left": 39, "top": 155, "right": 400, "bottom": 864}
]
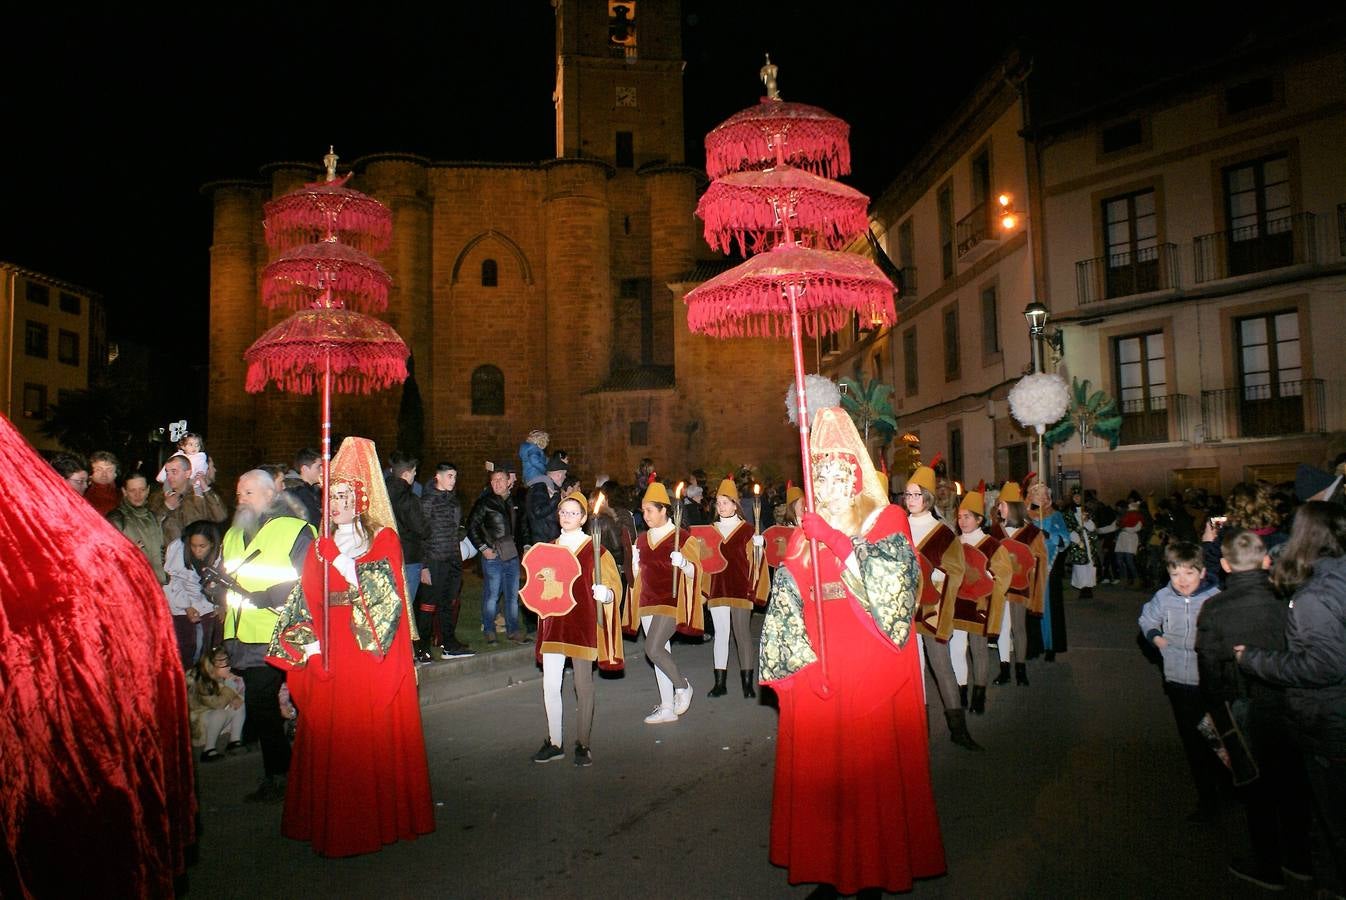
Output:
[
  {"left": 1140, "top": 581, "right": 1221, "bottom": 685},
  {"left": 518, "top": 442, "right": 547, "bottom": 484}
]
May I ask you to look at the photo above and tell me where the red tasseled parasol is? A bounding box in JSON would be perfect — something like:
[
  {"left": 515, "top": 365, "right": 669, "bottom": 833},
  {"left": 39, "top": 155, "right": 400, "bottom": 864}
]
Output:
[
  {"left": 261, "top": 239, "right": 392, "bottom": 312},
  {"left": 263, "top": 172, "right": 393, "bottom": 255},
  {"left": 705, "top": 98, "right": 852, "bottom": 180},
  {"left": 696, "top": 166, "right": 871, "bottom": 256},
  {"left": 244, "top": 307, "right": 408, "bottom": 395},
  {"left": 684, "top": 244, "right": 895, "bottom": 339}
]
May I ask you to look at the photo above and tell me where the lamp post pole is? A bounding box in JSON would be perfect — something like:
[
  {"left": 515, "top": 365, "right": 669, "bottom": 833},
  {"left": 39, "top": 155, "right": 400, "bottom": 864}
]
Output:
[{"left": 1024, "top": 300, "right": 1050, "bottom": 492}]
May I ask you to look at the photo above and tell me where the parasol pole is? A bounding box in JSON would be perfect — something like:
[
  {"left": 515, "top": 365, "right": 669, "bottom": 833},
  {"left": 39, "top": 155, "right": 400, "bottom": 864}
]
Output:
[
  {"left": 787, "top": 283, "right": 831, "bottom": 698},
  {"left": 321, "top": 344, "right": 332, "bottom": 672}
]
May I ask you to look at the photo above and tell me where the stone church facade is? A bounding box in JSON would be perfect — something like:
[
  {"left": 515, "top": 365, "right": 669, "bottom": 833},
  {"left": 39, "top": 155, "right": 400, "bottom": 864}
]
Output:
[{"left": 204, "top": 0, "right": 796, "bottom": 492}]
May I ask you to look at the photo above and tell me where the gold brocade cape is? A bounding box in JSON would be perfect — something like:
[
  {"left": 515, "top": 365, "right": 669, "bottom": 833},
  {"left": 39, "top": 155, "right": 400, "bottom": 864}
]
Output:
[
  {"left": 759, "top": 527, "right": 920, "bottom": 683},
  {"left": 268, "top": 554, "right": 405, "bottom": 666}
]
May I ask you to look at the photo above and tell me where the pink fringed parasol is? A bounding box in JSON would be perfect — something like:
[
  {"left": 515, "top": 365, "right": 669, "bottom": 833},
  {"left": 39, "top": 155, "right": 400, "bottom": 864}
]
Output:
[
  {"left": 705, "top": 98, "right": 852, "bottom": 180},
  {"left": 261, "top": 239, "right": 392, "bottom": 312},
  {"left": 696, "top": 166, "right": 871, "bottom": 256},
  {"left": 685, "top": 245, "right": 895, "bottom": 338},
  {"left": 244, "top": 307, "right": 408, "bottom": 395},
  {"left": 263, "top": 172, "right": 393, "bottom": 255}
]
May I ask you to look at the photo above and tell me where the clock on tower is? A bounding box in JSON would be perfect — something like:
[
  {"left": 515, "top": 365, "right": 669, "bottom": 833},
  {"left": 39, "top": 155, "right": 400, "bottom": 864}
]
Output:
[{"left": 616, "top": 85, "right": 637, "bottom": 108}]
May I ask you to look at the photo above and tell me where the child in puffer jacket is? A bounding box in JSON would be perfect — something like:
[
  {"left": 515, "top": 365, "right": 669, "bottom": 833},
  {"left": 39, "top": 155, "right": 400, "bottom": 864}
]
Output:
[
  {"left": 519, "top": 430, "right": 549, "bottom": 483},
  {"left": 1139, "top": 540, "right": 1224, "bottom": 821}
]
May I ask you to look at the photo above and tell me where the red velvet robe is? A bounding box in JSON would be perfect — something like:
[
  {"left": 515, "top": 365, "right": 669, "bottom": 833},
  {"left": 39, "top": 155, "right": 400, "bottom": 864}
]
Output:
[
  {"left": 536, "top": 541, "right": 624, "bottom": 671},
  {"left": 767, "top": 505, "right": 946, "bottom": 894},
  {"left": 275, "top": 528, "right": 435, "bottom": 857}
]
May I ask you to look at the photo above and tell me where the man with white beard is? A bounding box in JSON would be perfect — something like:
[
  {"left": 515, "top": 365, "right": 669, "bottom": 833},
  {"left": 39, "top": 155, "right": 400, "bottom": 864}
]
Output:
[{"left": 221, "top": 469, "right": 314, "bottom": 803}]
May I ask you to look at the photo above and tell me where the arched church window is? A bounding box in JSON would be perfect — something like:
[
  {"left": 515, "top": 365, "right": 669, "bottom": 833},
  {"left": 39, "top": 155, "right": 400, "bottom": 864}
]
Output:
[
  {"left": 481, "top": 259, "right": 498, "bottom": 287},
  {"left": 471, "top": 364, "right": 505, "bottom": 416}
]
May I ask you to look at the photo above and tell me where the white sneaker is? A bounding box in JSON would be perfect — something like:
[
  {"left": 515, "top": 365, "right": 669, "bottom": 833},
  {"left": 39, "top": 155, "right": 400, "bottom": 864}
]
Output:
[
  {"left": 643, "top": 704, "right": 678, "bottom": 724},
  {"left": 673, "top": 680, "right": 693, "bottom": 715}
]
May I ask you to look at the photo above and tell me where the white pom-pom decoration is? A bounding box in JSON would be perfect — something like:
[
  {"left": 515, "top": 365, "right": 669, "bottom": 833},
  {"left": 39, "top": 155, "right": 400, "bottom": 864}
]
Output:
[
  {"left": 785, "top": 375, "right": 842, "bottom": 426},
  {"left": 1008, "top": 373, "right": 1070, "bottom": 434}
]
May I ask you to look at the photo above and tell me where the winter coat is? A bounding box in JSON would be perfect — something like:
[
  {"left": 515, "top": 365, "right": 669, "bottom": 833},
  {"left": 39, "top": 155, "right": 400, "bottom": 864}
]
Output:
[
  {"left": 1240, "top": 555, "right": 1346, "bottom": 755},
  {"left": 1139, "top": 581, "right": 1221, "bottom": 686},
  {"left": 108, "top": 500, "right": 167, "bottom": 584},
  {"left": 421, "top": 485, "right": 462, "bottom": 564},
  {"left": 1195, "top": 569, "right": 1287, "bottom": 710},
  {"left": 386, "top": 476, "right": 427, "bottom": 563},
  {"left": 466, "top": 490, "right": 515, "bottom": 554},
  {"left": 524, "top": 478, "right": 561, "bottom": 546}
]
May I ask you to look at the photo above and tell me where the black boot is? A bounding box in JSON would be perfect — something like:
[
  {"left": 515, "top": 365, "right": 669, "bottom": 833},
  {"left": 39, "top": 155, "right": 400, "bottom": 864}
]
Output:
[
  {"left": 970, "top": 685, "right": 987, "bottom": 715},
  {"left": 958, "top": 685, "right": 968, "bottom": 708},
  {"left": 1015, "top": 662, "right": 1029, "bottom": 685},
  {"left": 944, "top": 708, "right": 983, "bottom": 751},
  {"left": 993, "top": 661, "right": 1011, "bottom": 685},
  {"left": 741, "top": 669, "right": 757, "bottom": 698},
  {"left": 707, "top": 669, "right": 728, "bottom": 697}
]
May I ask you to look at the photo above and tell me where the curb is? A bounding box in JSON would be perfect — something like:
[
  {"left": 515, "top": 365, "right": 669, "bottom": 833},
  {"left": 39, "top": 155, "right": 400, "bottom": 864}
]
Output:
[{"left": 416, "top": 643, "right": 542, "bottom": 707}]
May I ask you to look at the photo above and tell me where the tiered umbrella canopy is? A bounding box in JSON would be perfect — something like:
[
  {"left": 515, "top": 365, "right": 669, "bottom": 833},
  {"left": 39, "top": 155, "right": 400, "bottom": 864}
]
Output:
[{"left": 686, "top": 58, "right": 898, "bottom": 693}]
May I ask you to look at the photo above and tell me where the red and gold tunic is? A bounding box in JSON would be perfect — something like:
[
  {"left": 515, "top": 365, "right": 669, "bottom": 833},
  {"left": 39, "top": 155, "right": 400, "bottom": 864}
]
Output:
[
  {"left": 989, "top": 522, "right": 1048, "bottom": 615},
  {"left": 623, "top": 524, "right": 704, "bottom": 636},
  {"left": 913, "top": 522, "right": 966, "bottom": 642},
  {"left": 952, "top": 533, "right": 1013, "bottom": 637},
  {"left": 705, "top": 519, "right": 768, "bottom": 610},
  {"left": 536, "top": 539, "right": 624, "bottom": 671}
]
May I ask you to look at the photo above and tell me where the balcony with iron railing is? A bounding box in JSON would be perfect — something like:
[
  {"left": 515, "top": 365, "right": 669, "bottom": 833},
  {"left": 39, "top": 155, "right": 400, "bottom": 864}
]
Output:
[
  {"left": 1118, "top": 393, "right": 1191, "bottom": 445},
  {"left": 1200, "top": 379, "right": 1325, "bottom": 441},
  {"left": 955, "top": 203, "right": 1000, "bottom": 264},
  {"left": 1193, "top": 213, "right": 1317, "bottom": 283},
  {"left": 1076, "top": 243, "right": 1180, "bottom": 305}
]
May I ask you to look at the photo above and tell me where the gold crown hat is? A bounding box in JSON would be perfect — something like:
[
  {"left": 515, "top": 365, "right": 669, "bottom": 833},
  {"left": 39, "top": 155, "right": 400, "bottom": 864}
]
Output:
[
  {"left": 998, "top": 481, "right": 1023, "bottom": 503},
  {"left": 716, "top": 477, "right": 739, "bottom": 501},
  {"left": 808, "top": 406, "right": 889, "bottom": 524},
  {"left": 785, "top": 484, "right": 804, "bottom": 507},
  {"left": 642, "top": 481, "right": 672, "bottom": 506},
  {"left": 875, "top": 470, "right": 890, "bottom": 497},
  {"left": 959, "top": 491, "right": 985, "bottom": 516},
  {"left": 329, "top": 436, "right": 397, "bottom": 535},
  {"left": 561, "top": 489, "right": 589, "bottom": 517},
  {"left": 908, "top": 465, "right": 937, "bottom": 494}
]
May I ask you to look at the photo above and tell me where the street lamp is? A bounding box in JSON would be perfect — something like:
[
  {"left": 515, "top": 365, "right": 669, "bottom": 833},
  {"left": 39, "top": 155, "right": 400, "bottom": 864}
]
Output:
[{"left": 1023, "top": 300, "right": 1048, "bottom": 374}]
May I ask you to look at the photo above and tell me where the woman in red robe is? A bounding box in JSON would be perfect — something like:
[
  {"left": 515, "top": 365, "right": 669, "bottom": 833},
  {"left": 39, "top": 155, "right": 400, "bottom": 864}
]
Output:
[
  {"left": 267, "top": 436, "right": 435, "bottom": 858},
  {"left": 760, "top": 407, "right": 946, "bottom": 895}
]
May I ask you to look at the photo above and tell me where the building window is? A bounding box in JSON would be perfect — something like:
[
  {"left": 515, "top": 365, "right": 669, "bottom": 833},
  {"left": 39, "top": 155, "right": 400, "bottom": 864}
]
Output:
[
  {"left": 897, "top": 217, "right": 916, "bottom": 296},
  {"left": 1100, "top": 119, "right": 1144, "bottom": 154},
  {"left": 948, "top": 423, "right": 964, "bottom": 485},
  {"left": 612, "top": 277, "right": 654, "bottom": 368},
  {"left": 1103, "top": 188, "right": 1160, "bottom": 297},
  {"left": 1224, "top": 154, "right": 1292, "bottom": 276},
  {"left": 980, "top": 284, "right": 1000, "bottom": 357},
  {"left": 59, "top": 292, "right": 81, "bottom": 314},
  {"left": 902, "top": 327, "right": 918, "bottom": 396},
  {"left": 616, "top": 131, "right": 634, "bottom": 168},
  {"left": 470, "top": 364, "right": 505, "bottom": 416},
  {"left": 1236, "top": 310, "right": 1303, "bottom": 436},
  {"left": 22, "top": 383, "right": 46, "bottom": 419},
  {"left": 608, "top": 1, "right": 637, "bottom": 59},
  {"left": 821, "top": 329, "right": 839, "bottom": 356},
  {"left": 26, "top": 283, "right": 49, "bottom": 306},
  {"left": 970, "top": 147, "right": 991, "bottom": 211},
  {"left": 481, "top": 259, "right": 498, "bottom": 287},
  {"left": 25, "top": 321, "right": 48, "bottom": 358},
  {"left": 1113, "top": 331, "right": 1168, "bottom": 444},
  {"left": 937, "top": 182, "right": 954, "bottom": 281},
  {"left": 943, "top": 305, "right": 960, "bottom": 381},
  {"left": 58, "top": 330, "right": 79, "bottom": 366},
  {"left": 629, "top": 420, "right": 649, "bottom": 446},
  {"left": 1225, "top": 76, "right": 1275, "bottom": 117}
]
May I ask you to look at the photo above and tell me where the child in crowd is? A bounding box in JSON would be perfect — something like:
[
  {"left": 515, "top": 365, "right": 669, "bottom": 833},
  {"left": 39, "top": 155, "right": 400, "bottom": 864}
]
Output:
[
  {"left": 1139, "top": 541, "right": 1224, "bottom": 821},
  {"left": 186, "top": 646, "right": 246, "bottom": 763},
  {"left": 156, "top": 432, "right": 209, "bottom": 495},
  {"left": 519, "top": 430, "right": 549, "bottom": 484}
]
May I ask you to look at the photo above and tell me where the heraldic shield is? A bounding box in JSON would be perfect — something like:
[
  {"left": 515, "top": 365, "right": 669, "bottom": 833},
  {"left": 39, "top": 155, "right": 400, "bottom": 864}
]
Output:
[
  {"left": 688, "top": 525, "right": 728, "bottom": 575},
  {"left": 520, "top": 543, "right": 581, "bottom": 618},
  {"left": 956, "top": 543, "right": 994, "bottom": 601},
  {"left": 1001, "top": 539, "right": 1036, "bottom": 592},
  {"left": 762, "top": 524, "right": 796, "bottom": 569}
]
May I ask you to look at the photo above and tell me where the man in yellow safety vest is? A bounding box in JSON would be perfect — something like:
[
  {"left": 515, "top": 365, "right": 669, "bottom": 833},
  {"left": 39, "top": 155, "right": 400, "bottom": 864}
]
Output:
[{"left": 221, "top": 469, "right": 314, "bottom": 803}]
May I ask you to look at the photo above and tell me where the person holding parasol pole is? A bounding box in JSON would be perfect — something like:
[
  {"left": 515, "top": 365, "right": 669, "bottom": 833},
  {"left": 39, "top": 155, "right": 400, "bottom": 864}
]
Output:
[{"left": 623, "top": 481, "right": 703, "bottom": 724}]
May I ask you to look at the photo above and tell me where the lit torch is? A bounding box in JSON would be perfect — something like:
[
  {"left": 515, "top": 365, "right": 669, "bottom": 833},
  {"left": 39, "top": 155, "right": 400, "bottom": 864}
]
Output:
[
  {"left": 590, "top": 491, "right": 605, "bottom": 577},
  {"left": 752, "top": 482, "right": 763, "bottom": 571}
]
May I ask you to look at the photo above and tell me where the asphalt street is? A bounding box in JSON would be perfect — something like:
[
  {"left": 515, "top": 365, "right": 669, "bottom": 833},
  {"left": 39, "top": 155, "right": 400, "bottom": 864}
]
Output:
[{"left": 185, "top": 583, "right": 1307, "bottom": 899}]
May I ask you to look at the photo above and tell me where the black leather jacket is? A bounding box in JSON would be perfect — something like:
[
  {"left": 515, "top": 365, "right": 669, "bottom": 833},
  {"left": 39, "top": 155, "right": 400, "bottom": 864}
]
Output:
[{"left": 466, "top": 490, "right": 514, "bottom": 552}]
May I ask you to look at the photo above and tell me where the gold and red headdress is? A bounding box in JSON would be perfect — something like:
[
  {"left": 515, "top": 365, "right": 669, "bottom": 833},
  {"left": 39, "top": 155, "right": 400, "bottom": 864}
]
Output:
[
  {"left": 327, "top": 437, "right": 397, "bottom": 534},
  {"left": 808, "top": 407, "right": 889, "bottom": 522}
]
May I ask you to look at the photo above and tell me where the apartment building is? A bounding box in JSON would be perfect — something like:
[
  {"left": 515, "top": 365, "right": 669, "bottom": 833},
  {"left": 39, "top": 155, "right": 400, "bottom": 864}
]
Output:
[{"left": 0, "top": 262, "right": 104, "bottom": 453}]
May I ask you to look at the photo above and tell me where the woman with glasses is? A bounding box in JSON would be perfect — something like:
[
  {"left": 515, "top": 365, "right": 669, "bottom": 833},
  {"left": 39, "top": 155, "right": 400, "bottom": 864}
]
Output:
[{"left": 529, "top": 492, "right": 624, "bottom": 766}]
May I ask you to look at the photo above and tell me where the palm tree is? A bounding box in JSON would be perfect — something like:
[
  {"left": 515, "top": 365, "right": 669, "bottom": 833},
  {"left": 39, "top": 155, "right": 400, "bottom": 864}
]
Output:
[{"left": 838, "top": 377, "right": 898, "bottom": 454}]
